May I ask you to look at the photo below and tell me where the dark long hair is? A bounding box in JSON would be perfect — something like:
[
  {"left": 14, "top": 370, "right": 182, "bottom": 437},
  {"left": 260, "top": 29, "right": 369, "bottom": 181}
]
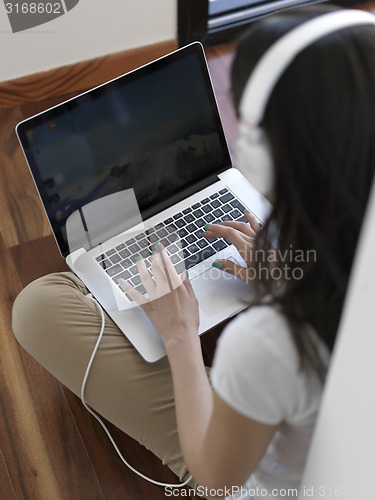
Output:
[{"left": 231, "top": 5, "right": 375, "bottom": 378}]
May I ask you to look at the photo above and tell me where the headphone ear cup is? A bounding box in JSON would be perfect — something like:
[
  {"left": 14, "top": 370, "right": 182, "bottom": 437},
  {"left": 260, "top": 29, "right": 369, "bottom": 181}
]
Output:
[{"left": 235, "top": 124, "right": 274, "bottom": 195}]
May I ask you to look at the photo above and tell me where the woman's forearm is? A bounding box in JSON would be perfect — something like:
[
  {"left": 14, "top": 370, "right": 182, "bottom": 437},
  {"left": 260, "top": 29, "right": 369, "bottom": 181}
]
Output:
[{"left": 166, "top": 334, "right": 213, "bottom": 479}]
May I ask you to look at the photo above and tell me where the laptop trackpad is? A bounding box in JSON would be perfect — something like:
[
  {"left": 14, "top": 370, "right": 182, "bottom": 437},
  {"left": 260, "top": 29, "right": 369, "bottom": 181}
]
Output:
[{"left": 193, "top": 265, "right": 252, "bottom": 317}]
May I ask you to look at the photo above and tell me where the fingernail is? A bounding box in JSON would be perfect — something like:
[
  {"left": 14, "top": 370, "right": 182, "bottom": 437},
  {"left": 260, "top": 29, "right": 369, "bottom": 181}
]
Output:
[
  {"left": 118, "top": 278, "right": 125, "bottom": 284},
  {"left": 202, "top": 230, "right": 208, "bottom": 236},
  {"left": 212, "top": 261, "right": 223, "bottom": 269},
  {"left": 185, "top": 270, "right": 189, "bottom": 278},
  {"left": 246, "top": 209, "right": 251, "bottom": 214},
  {"left": 151, "top": 251, "right": 156, "bottom": 255},
  {"left": 136, "top": 255, "right": 141, "bottom": 262},
  {"left": 154, "top": 240, "right": 160, "bottom": 247},
  {"left": 204, "top": 224, "right": 211, "bottom": 228}
]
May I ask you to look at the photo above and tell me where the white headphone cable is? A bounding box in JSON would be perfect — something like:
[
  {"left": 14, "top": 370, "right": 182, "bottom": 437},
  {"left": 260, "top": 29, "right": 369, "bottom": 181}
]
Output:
[{"left": 81, "top": 294, "right": 192, "bottom": 488}]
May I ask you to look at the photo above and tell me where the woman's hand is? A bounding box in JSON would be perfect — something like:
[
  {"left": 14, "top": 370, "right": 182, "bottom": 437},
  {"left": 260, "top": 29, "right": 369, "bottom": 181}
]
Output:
[
  {"left": 119, "top": 246, "right": 200, "bottom": 352},
  {"left": 204, "top": 210, "right": 267, "bottom": 284}
]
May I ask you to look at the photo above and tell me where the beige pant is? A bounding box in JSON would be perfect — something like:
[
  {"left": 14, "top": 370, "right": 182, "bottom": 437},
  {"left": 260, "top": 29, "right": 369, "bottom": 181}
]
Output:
[{"left": 12, "top": 271, "right": 207, "bottom": 490}]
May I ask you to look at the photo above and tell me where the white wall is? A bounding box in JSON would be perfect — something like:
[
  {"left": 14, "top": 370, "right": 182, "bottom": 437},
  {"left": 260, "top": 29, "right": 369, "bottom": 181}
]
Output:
[
  {"left": 0, "top": 0, "right": 177, "bottom": 82},
  {"left": 299, "top": 187, "right": 375, "bottom": 498}
]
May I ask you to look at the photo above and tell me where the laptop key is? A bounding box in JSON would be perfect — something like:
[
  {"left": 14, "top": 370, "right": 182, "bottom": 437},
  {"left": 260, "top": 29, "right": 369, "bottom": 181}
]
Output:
[
  {"left": 175, "top": 261, "right": 186, "bottom": 275},
  {"left": 128, "top": 243, "right": 140, "bottom": 253},
  {"left": 170, "top": 253, "right": 181, "bottom": 264},
  {"left": 156, "top": 228, "right": 168, "bottom": 238},
  {"left": 186, "top": 234, "right": 197, "bottom": 244},
  {"left": 131, "top": 275, "right": 142, "bottom": 286},
  {"left": 211, "top": 199, "right": 221, "bottom": 208},
  {"left": 160, "top": 238, "right": 170, "bottom": 248},
  {"left": 125, "top": 238, "right": 136, "bottom": 245},
  {"left": 115, "top": 243, "right": 126, "bottom": 251},
  {"left": 195, "top": 218, "right": 205, "bottom": 227},
  {"left": 106, "top": 264, "right": 123, "bottom": 277},
  {"left": 195, "top": 228, "right": 206, "bottom": 239},
  {"left": 140, "top": 248, "right": 151, "bottom": 259},
  {"left": 230, "top": 209, "right": 242, "bottom": 219},
  {"left": 202, "top": 204, "right": 212, "bottom": 213},
  {"left": 121, "top": 258, "right": 132, "bottom": 269},
  {"left": 222, "top": 204, "right": 232, "bottom": 213},
  {"left": 184, "top": 246, "right": 215, "bottom": 269},
  {"left": 98, "top": 258, "right": 111, "bottom": 269},
  {"left": 164, "top": 218, "right": 173, "bottom": 225},
  {"left": 178, "top": 228, "right": 188, "bottom": 238},
  {"left": 204, "top": 213, "right": 215, "bottom": 223},
  {"left": 219, "top": 188, "right": 228, "bottom": 194},
  {"left": 186, "top": 223, "right": 197, "bottom": 233},
  {"left": 168, "top": 244, "right": 179, "bottom": 254},
  {"left": 192, "top": 202, "right": 201, "bottom": 209},
  {"left": 138, "top": 239, "right": 149, "bottom": 249},
  {"left": 197, "top": 238, "right": 208, "bottom": 248},
  {"left": 167, "top": 233, "right": 179, "bottom": 243},
  {"left": 193, "top": 208, "right": 204, "bottom": 218},
  {"left": 184, "top": 214, "right": 194, "bottom": 223},
  {"left": 106, "top": 249, "right": 116, "bottom": 257},
  {"left": 148, "top": 233, "right": 158, "bottom": 243},
  {"left": 155, "top": 223, "right": 164, "bottom": 230},
  {"left": 182, "top": 207, "right": 192, "bottom": 214},
  {"left": 213, "top": 240, "right": 228, "bottom": 252},
  {"left": 110, "top": 254, "right": 121, "bottom": 264},
  {"left": 187, "top": 243, "right": 199, "bottom": 254},
  {"left": 119, "top": 248, "right": 131, "bottom": 259},
  {"left": 173, "top": 212, "right": 183, "bottom": 220},
  {"left": 175, "top": 218, "right": 186, "bottom": 228},
  {"left": 213, "top": 208, "right": 224, "bottom": 218},
  {"left": 135, "top": 232, "right": 146, "bottom": 241},
  {"left": 210, "top": 192, "right": 219, "bottom": 199},
  {"left": 166, "top": 224, "right": 177, "bottom": 233},
  {"left": 135, "top": 283, "right": 147, "bottom": 295},
  {"left": 96, "top": 254, "right": 106, "bottom": 262},
  {"left": 219, "top": 192, "right": 234, "bottom": 203},
  {"left": 129, "top": 265, "right": 138, "bottom": 275},
  {"left": 230, "top": 199, "right": 246, "bottom": 212},
  {"left": 201, "top": 197, "right": 210, "bottom": 204},
  {"left": 115, "top": 270, "right": 132, "bottom": 282}
]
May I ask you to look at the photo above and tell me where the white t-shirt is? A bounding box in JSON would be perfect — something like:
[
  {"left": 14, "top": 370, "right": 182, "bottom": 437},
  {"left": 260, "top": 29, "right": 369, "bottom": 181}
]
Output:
[{"left": 210, "top": 305, "right": 330, "bottom": 500}]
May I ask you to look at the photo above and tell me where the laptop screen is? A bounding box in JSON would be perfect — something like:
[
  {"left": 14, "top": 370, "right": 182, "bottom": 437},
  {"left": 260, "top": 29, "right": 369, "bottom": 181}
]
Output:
[{"left": 16, "top": 43, "right": 232, "bottom": 257}]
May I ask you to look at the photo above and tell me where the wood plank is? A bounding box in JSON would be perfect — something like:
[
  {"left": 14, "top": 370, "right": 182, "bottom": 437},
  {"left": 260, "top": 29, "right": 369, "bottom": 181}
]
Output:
[
  {"left": 0, "top": 106, "right": 51, "bottom": 247},
  {"left": 0, "top": 40, "right": 177, "bottom": 109},
  {"left": 0, "top": 231, "right": 105, "bottom": 500},
  {"left": 9, "top": 235, "right": 68, "bottom": 287},
  {"left": 62, "top": 388, "right": 190, "bottom": 500}
]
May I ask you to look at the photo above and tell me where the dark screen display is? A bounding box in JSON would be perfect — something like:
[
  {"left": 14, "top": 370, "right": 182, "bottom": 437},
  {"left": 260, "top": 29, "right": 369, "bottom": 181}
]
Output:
[{"left": 17, "top": 43, "right": 231, "bottom": 256}]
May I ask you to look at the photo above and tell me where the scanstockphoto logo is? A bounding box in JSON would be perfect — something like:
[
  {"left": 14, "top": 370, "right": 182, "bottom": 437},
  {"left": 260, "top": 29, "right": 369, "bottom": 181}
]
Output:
[{"left": 4, "top": 0, "right": 79, "bottom": 32}]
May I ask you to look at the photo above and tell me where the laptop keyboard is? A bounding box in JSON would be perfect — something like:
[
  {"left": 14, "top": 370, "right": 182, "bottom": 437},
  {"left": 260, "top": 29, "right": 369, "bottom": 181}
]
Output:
[{"left": 95, "top": 188, "right": 254, "bottom": 299}]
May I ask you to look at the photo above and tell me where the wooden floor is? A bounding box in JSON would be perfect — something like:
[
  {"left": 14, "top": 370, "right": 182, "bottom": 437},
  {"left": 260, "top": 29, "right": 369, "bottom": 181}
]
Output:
[
  {"left": 2, "top": 2, "right": 375, "bottom": 497},
  {"left": 0, "top": 39, "right": 237, "bottom": 500}
]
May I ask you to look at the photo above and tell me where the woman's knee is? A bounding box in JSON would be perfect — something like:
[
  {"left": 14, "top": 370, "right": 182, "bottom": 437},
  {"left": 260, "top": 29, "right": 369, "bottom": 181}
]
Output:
[{"left": 12, "top": 272, "right": 87, "bottom": 352}]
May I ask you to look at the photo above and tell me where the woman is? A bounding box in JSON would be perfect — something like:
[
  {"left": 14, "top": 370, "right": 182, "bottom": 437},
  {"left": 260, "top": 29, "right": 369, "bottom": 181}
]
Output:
[{"left": 12, "top": 5, "right": 375, "bottom": 499}]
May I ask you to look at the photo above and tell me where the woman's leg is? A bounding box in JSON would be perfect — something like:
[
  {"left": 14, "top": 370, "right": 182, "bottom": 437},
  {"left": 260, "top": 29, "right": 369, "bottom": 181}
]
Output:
[{"left": 12, "top": 272, "right": 192, "bottom": 484}]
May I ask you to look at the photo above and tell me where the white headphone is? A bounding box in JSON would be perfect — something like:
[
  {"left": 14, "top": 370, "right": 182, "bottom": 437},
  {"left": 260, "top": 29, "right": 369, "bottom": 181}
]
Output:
[{"left": 236, "top": 9, "right": 375, "bottom": 195}]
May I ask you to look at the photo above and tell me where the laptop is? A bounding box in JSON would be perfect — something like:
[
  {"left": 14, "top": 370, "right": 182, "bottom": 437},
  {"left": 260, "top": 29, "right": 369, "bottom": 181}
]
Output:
[{"left": 16, "top": 42, "right": 270, "bottom": 362}]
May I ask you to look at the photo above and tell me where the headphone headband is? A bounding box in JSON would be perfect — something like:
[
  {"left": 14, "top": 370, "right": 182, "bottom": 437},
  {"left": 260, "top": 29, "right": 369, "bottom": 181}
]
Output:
[{"left": 240, "top": 9, "right": 375, "bottom": 125}]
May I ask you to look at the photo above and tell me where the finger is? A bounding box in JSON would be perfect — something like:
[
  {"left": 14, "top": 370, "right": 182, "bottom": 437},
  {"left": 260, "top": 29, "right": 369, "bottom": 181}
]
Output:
[
  {"left": 150, "top": 250, "right": 168, "bottom": 285},
  {"left": 244, "top": 210, "right": 262, "bottom": 233},
  {"left": 136, "top": 257, "right": 155, "bottom": 292},
  {"left": 180, "top": 270, "right": 196, "bottom": 299},
  {"left": 118, "top": 278, "right": 148, "bottom": 305},
  {"left": 203, "top": 223, "right": 249, "bottom": 249},
  {"left": 211, "top": 259, "right": 249, "bottom": 282},
  {"left": 158, "top": 247, "right": 182, "bottom": 290}
]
